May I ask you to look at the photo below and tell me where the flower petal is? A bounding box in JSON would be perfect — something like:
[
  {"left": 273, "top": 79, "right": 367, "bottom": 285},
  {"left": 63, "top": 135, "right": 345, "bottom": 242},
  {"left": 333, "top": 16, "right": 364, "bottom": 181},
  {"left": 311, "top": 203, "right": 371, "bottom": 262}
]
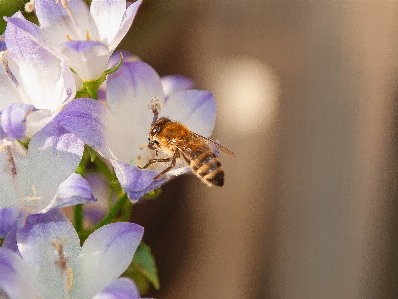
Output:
[
  {"left": 16, "top": 209, "right": 80, "bottom": 298},
  {"left": 0, "top": 139, "right": 28, "bottom": 208},
  {"left": 0, "top": 207, "right": 24, "bottom": 238},
  {"left": 4, "top": 14, "right": 50, "bottom": 52},
  {"left": 0, "top": 53, "right": 21, "bottom": 108},
  {"left": 106, "top": 61, "right": 164, "bottom": 162},
  {"left": 111, "top": 160, "right": 169, "bottom": 201},
  {"left": 76, "top": 222, "right": 144, "bottom": 299},
  {"left": 1, "top": 104, "right": 35, "bottom": 139},
  {"left": 162, "top": 89, "right": 217, "bottom": 137},
  {"left": 92, "top": 277, "right": 140, "bottom": 299},
  {"left": 0, "top": 247, "right": 41, "bottom": 299},
  {"left": 54, "top": 98, "right": 113, "bottom": 158},
  {"left": 35, "top": 0, "right": 96, "bottom": 46},
  {"left": 2, "top": 228, "right": 20, "bottom": 255},
  {"left": 60, "top": 40, "right": 110, "bottom": 80},
  {"left": 107, "top": 50, "right": 139, "bottom": 68},
  {"left": 0, "top": 35, "right": 5, "bottom": 51},
  {"left": 108, "top": 0, "right": 142, "bottom": 50},
  {"left": 41, "top": 173, "right": 96, "bottom": 213},
  {"left": 5, "top": 13, "right": 70, "bottom": 111},
  {"left": 24, "top": 109, "right": 52, "bottom": 138},
  {"left": 20, "top": 122, "right": 84, "bottom": 212},
  {"left": 90, "top": 0, "right": 127, "bottom": 45},
  {"left": 161, "top": 75, "right": 195, "bottom": 97}
]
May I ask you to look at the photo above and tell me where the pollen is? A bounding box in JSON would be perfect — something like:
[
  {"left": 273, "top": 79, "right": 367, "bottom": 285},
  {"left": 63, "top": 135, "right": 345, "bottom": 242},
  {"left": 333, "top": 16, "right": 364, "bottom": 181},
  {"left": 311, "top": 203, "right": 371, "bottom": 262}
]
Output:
[
  {"left": 25, "top": 0, "right": 35, "bottom": 13},
  {"left": 67, "top": 267, "right": 73, "bottom": 292},
  {"left": 85, "top": 30, "right": 91, "bottom": 41},
  {"left": 0, "top": 139, "right": 17, "bottom": 177}
]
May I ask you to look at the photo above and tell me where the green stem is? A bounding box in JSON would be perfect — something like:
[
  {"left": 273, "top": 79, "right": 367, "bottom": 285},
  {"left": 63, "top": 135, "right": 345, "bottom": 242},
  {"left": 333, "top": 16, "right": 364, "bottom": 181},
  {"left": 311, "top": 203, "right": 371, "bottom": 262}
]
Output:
[
  {"left": 74, "top": 204, "right": 84, "bottom": 233},
  {"left": 90, "top": 192, "right": 129, "bottom": 232}
]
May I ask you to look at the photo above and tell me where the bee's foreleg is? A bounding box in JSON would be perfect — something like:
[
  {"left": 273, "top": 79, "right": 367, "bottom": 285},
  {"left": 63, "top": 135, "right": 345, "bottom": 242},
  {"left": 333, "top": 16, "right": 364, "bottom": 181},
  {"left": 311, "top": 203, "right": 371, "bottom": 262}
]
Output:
[{"left": 153, "top": 150, "right": 180, "bottom": 181}]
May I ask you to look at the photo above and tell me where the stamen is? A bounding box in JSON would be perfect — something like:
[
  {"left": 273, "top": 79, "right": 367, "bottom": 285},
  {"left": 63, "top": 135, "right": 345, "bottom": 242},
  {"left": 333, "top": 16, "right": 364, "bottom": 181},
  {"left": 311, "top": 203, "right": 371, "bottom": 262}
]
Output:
[
  {"left": 85, "top": 29, "right": 91, "bottom": 41},
  {"left": 56, "top": 0, "right": 82, "bottom": 38},
  {"left": 25, "top": 0, "right": 35, "bottom": 13},
  {"left": 0, "top": 139, "right": 24, "bottom": 203},
  {"left": 52, "top": 238, "right": 71, "bottom": 299},
  {"left": 67, "top": 267, "right": 73, "bottom": 292},
  {"left": 22, "top": 185, "right": 42, "bottom": 207},
  {"left": 0, "top": 52, "right": 19, "bottom": 86},
  {"left": 66, "top": 34, "right": 73, "bottom": 41},
  {"left": 148, "top": 97, "right": 163, "bottom": 123},
  {"left": 0, "top": 139, "right": 17, "bottom": 178}
]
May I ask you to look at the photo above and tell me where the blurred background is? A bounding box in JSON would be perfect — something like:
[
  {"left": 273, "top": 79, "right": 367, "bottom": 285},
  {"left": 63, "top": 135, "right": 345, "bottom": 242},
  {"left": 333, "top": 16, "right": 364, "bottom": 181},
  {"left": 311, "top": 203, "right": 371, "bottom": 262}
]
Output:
[{"left": 2, "top": 1, "right": 398, "bottom": 298}]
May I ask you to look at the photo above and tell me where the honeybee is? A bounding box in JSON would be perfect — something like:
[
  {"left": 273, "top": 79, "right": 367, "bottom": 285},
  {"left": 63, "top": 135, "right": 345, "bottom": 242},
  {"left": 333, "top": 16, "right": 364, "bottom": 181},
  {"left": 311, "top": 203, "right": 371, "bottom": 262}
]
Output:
[{"left": 140, "top": 101, "right": 236, "bottom": 186}]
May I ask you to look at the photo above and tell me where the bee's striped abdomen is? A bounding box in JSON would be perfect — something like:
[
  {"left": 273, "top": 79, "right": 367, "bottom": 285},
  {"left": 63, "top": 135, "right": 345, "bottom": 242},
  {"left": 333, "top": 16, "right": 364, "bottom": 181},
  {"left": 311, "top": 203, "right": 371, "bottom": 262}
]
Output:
[{"left": 190, "top": 150, "right": 224, "bottom": 187}]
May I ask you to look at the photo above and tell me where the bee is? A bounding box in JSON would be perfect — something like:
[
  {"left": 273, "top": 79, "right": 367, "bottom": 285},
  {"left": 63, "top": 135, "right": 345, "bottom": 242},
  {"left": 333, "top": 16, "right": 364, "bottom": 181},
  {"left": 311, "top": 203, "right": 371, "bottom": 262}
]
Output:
[{"left": 140, "top": 100, "right": 236, "bottom": 187}]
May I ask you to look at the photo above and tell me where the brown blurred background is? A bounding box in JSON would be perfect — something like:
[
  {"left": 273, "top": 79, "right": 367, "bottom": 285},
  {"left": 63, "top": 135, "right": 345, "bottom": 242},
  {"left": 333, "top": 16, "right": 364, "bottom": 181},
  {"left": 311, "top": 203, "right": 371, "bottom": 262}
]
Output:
[{"left": 124, "top": 1, "right": 398, "bottom": 298}]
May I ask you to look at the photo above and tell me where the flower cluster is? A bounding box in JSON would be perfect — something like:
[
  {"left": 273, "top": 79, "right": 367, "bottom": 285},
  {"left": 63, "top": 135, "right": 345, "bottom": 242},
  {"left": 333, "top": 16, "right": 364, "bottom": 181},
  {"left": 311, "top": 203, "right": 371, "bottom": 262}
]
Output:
[{"left": 0, "top": 0, "right": 218, "bottom": 298}]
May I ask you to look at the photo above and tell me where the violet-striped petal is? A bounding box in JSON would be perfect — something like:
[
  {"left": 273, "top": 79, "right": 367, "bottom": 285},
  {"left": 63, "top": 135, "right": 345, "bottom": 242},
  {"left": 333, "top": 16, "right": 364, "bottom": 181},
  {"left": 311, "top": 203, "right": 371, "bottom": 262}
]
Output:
[
  {"left": 90, "top": 0, "right": 127, "bottom": 45},
  {"left": 107, "top": 50, "right": 138, "bottom": 68},
  {"left": 2, "top": 228, "right": 20, "bottom": 255},
  {"left": 108, "top": 0, "right": 142, "bottom": 50},
  {"left": 162, "top": 89, "right": 217, "bottom": 137},
  {"left": 0, "top": 122, "right": 84, "bottom": 212},
  {"left": 41, "top": 173, "right": 96, "bottom": 213},
  {"left": 0, "top": 35, "right": 5, "bottom": 51},
  {"left": 92, "top": 277, "right": 140, "bottom": 299},
  {"left": 5, "top": 13, "right": 70, "bottom": 112},
  {"left": 54, "top": 97, "right": 112, "bottom": 158},
  {"left": 75, "top": 222, "right": 144, "bottom": 298},
  {"left": 16, "top": 209, "right": 80, "bottom": 298},
  {"left": 26, "top": 122, "right": 84, "bottom": 212},
  {"left": 0, "top": 207, "right": 25, "bottom": 238},
  {"left": 0, "top": 248, "right": 41, "bottom": 299},
  {"left": 111, "top": 160, "right": 169, "bottom": 201},
  {"left": 1, "top": 104, "right": 34, "bottom": 139},
  {"left": 4, "top": 15, "right": 49, "bottom": 53},
  {"left": 161, "top": 75, "right": 195, "bottom": 97},
  {"left": 35, "top": 0, "right": 96, "bottom": 46}
]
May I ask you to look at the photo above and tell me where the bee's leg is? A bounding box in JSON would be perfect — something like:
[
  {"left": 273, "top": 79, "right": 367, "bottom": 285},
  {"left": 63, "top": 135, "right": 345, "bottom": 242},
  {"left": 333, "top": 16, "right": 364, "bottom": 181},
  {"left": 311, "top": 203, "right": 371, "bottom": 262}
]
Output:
[
  {"left": 153, "top": 150, "right": 180, "bottom": 181},
  {"left": 139, "top": 157, "right": 172, "bottom": 169},
  {"left": 180, "top": 152, "right": 190, "bottom": 165}
]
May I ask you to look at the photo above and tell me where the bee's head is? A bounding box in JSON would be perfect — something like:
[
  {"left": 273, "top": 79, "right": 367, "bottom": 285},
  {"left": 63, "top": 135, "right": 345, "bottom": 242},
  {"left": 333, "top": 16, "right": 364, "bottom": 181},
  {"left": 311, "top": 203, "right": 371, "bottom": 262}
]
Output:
[{"left": 148, "top": 117, "right": 171, "bottom": 149}]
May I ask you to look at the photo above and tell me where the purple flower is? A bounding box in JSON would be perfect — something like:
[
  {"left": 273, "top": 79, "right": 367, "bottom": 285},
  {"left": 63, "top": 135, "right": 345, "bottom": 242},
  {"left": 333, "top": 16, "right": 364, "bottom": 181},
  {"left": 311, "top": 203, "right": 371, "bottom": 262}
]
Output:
[
  {"left": 5, "top": 0, "right": 142, "bottom": 80},
  {"left": 1, "top": 12, "right": 76, "bottom": 139},
  {"left": 0, "top": 208, "right": 144, "bottom": 299},
  {"left": 0, "top": 122, "right": 95, "bottom": 213},
  {"left": 55, "top": 55, "right": 216, "bottom": 201}
]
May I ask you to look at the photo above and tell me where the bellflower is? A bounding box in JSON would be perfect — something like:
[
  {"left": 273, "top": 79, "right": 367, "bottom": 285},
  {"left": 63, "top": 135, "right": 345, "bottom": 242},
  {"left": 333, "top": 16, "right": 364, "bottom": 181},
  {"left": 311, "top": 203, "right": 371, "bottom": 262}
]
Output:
[
  {"left": 0, "top": 123, "right": 95, "bottom": 214},
  {"left": 5, "top": 0, "right": 143, "bottom": 81},
  {"left": 55, "top": 55, "right": 216, "bottom": 200},
  {"left": 0, "top": 15, "right": 98, "bottom": 214},
  {"left": 1, "top": 13, "right": 75, "bottom": 139},
  {"left": 0, "top": 208, "right": 144, "bottom": 299}
]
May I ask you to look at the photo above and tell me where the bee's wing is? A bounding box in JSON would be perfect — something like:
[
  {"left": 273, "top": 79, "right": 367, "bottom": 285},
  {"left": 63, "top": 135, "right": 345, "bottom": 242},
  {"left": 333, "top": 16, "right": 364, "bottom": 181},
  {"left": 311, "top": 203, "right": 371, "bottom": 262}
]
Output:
[{"left": 190, "top": 132, "right": 237, "bottom": 158}]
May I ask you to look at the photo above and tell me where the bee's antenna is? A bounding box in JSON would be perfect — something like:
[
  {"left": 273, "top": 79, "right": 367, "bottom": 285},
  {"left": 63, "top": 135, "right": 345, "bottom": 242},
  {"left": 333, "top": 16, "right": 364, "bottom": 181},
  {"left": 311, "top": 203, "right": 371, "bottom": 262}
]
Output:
[{"left": 148, "top": 97, "right": 163, "bottom": 123}]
